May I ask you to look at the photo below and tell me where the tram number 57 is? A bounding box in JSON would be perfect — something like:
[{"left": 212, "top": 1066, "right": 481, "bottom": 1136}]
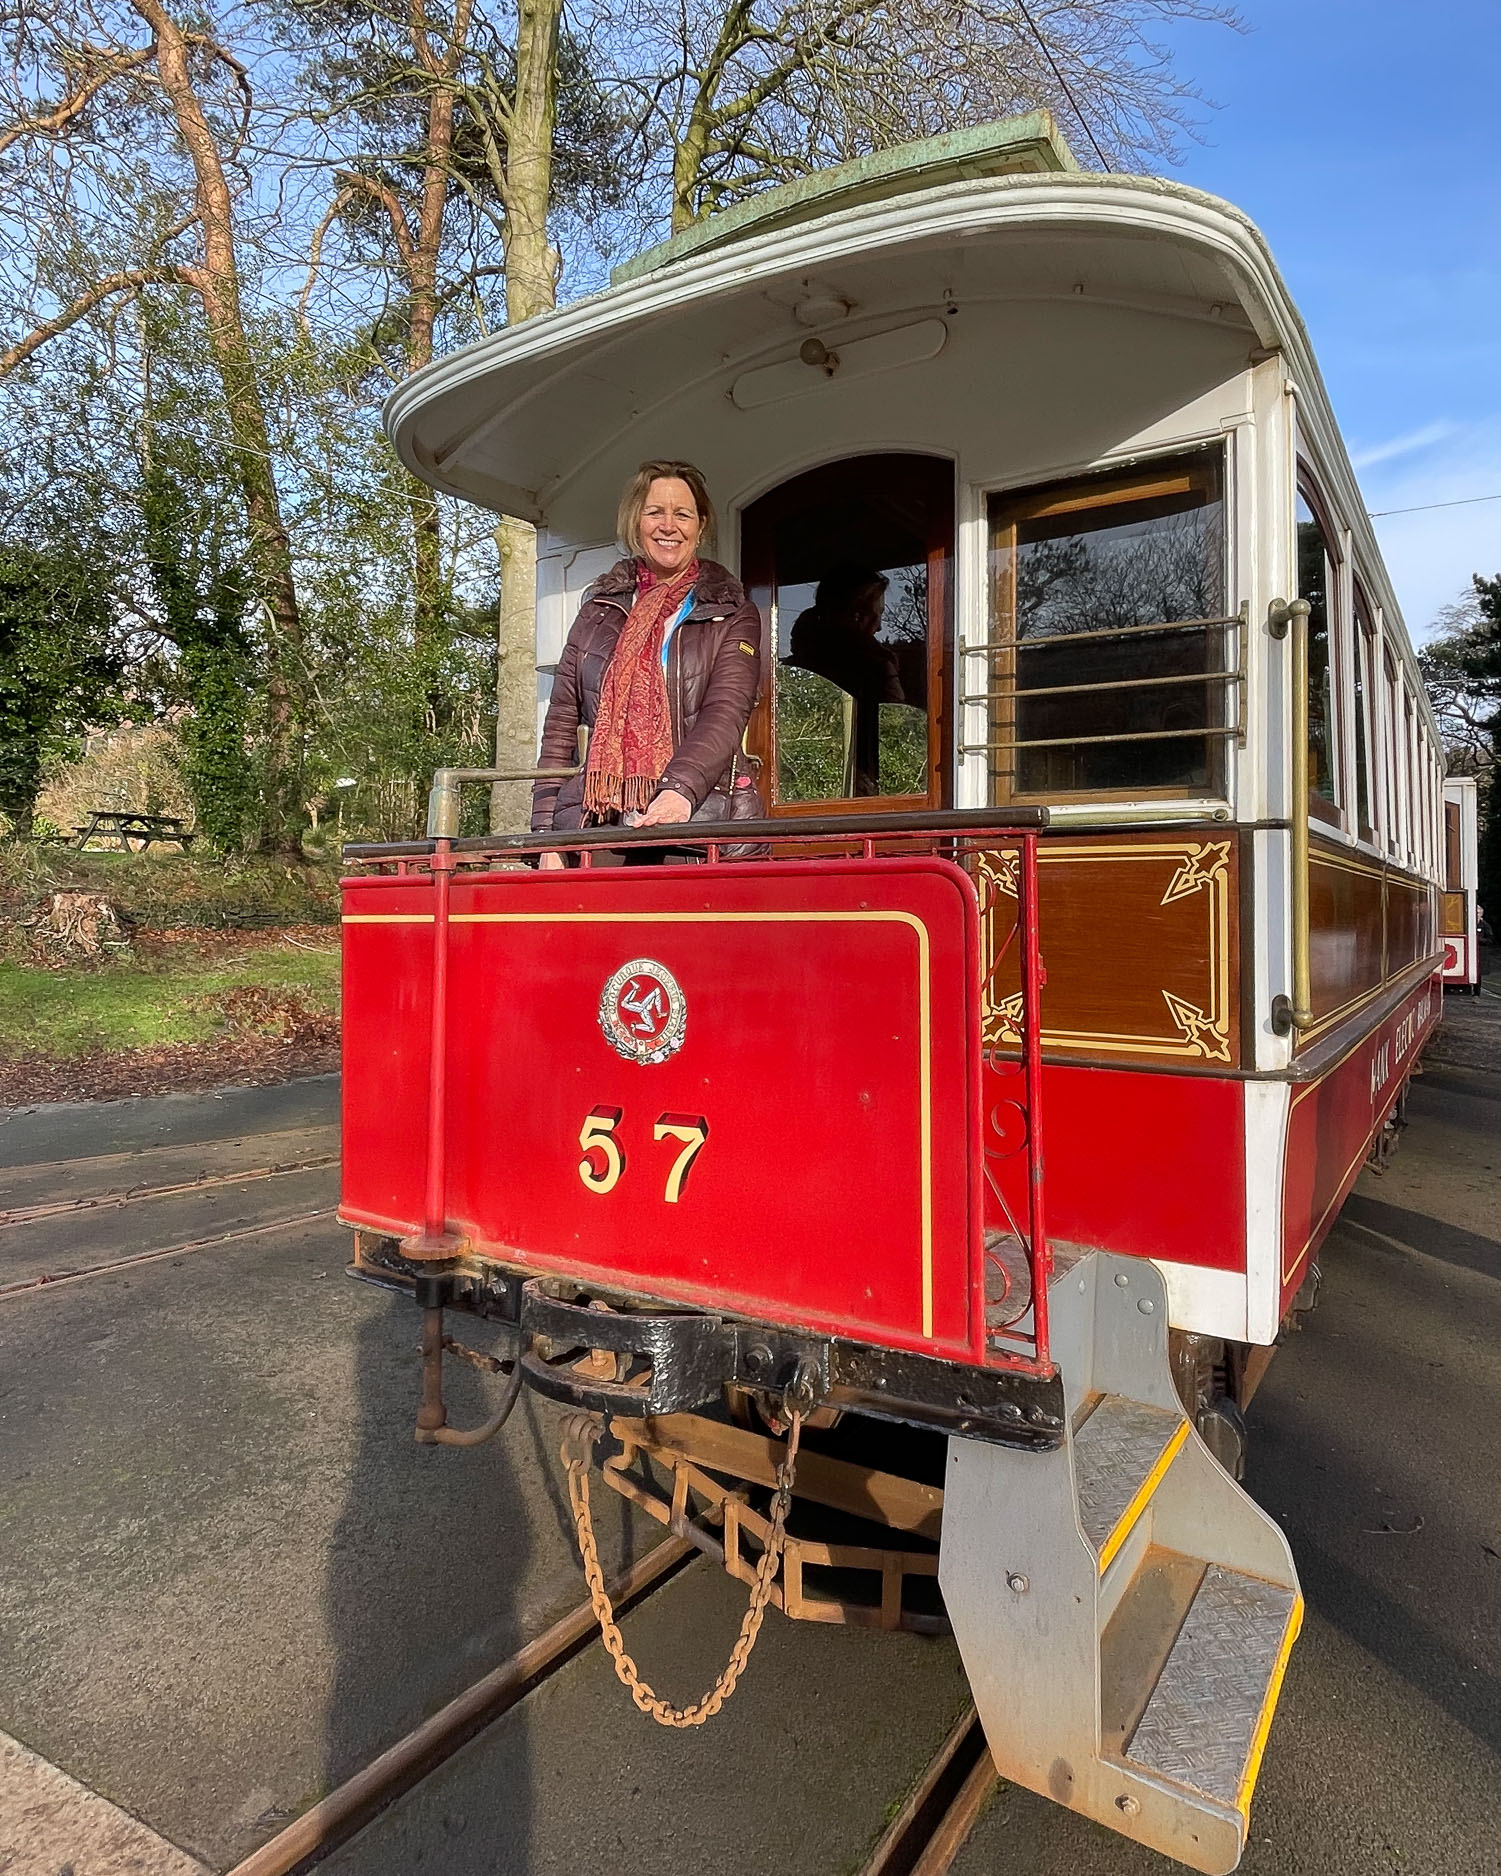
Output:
[{"left": 577, "top": 1107, "right": 709, "bottom": 1203}]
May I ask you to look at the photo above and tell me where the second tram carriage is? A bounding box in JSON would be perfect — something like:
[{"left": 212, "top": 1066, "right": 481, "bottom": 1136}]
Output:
[
  {"left": 1442, "top": 774, "right": 1481, "bottom": 993},
  {"left": 341, "top": 115, "right": 1447, "bottom": 1873}
]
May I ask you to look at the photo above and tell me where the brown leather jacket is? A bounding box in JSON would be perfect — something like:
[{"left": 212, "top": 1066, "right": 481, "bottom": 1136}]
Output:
[{"left": 531, "top": 557, "right": 763, "bottom": 831}]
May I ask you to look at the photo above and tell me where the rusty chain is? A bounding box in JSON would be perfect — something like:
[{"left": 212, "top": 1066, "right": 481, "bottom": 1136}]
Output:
[{"left": 560, "top": 1406, "right": 803, "bottom": 1728}]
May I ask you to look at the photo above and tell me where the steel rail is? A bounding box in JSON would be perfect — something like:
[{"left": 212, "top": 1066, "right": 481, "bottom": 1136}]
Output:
[
  {"left": 856, "top": 1707, "right": 999, "bottom": 1876},
  {"left": 0, "top": 1155, "right": 337, "bottom": 1230},
  {"left": 0, "top": 1126, "right": 337, "bottom": 1183},
  {"left": 0, "top": 1208, "right": 331, "bottom": 1299},
  {"left": 223, "top": 1536, "right": 698, "bottom": 1876}
]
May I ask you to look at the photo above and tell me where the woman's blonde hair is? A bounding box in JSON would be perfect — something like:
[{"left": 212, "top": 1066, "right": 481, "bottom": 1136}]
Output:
[{"left": 618, "top": 461, "right": 716, "bottom": 557}]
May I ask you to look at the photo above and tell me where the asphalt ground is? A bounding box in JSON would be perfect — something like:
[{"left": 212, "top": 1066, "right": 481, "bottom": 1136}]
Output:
[{"left": 1, "top": 988, "right": 1498, "bottom": 1876}]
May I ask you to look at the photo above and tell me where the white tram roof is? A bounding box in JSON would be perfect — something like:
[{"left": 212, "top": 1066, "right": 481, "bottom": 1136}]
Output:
[{"left": 384, "top": 112, "right": 1423, "bottom": 682}]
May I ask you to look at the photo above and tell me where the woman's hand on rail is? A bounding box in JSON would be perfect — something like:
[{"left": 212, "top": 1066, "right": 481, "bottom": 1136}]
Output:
[
  {"left": 637, "top": 787, "right": 693, "bottom": 827},
  {"left": 538, "top": 850, "right": 567, "bottom": 871}
]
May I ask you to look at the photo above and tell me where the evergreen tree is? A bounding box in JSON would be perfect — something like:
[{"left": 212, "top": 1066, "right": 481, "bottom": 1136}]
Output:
[
  {"left": 1426, "top": 573, "right": 1501, "bottom": 924},
  {"left": 0, "top": 544, "right": 121, "bottom": 839}
]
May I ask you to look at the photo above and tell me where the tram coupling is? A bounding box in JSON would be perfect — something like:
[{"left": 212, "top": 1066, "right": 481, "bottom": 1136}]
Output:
[{"left": 358, "top": 1244, "right": 1067, "bottom": 1452}]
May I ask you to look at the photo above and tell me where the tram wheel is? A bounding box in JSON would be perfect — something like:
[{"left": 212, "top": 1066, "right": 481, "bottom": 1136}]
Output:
[{"left": 1195, "top": 1394, "right": 1249, "bottom": 1482}]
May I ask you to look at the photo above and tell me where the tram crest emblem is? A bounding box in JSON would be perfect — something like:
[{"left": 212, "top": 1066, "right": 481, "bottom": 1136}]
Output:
[{"left": 598, "top": 958, "right": 687, "bottom": 1064}]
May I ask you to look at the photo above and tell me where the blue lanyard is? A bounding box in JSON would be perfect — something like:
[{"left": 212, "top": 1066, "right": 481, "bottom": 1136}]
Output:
[{"left": 660, "top": 590, "right": 695, "bottom": 668}]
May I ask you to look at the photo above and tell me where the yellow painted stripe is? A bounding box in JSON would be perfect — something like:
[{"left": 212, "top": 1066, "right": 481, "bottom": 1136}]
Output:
[
  {"left": 1097, "top": 1420, "right": 1190, "bottom": 1574},
  {"left": 1236, "top": 1595, "right": 1304, "bottom": 1821}
]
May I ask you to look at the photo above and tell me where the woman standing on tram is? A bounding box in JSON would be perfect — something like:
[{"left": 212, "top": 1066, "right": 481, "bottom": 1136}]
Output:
[{"left": 531, "top": 461, "right": 763, "bottom": 867}]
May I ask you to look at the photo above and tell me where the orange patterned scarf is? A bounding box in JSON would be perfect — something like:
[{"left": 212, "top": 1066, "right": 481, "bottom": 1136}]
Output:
[{"left": 583, "top": 560, "right": 697, "bottom": 820}]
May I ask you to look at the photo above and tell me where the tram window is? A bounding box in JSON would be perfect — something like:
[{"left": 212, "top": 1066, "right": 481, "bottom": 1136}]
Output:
[
  {"left": 987, "top": 451, "right": 1227, "bottom": 800},
  {"left": 741, "top": 454, "right": 951, "bottom": 809},
  {"left": 1383, "top": 648, "right": 1402, "bottom": 854},
  {"left": 1446, "top": 800, "right": 1463, "bottom": 888},
  {"left": 1402, "top": 690, "right": 1416, "bottom": 860},
  {"left": 1296, "top": 490, "right": 1339, "bottom": 819},
  {"left": 1352, "top": 589, "right": 1376, "bottom": 842}
]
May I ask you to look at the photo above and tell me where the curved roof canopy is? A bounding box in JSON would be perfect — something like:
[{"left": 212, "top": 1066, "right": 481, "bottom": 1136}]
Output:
[{"left": 383, "top": 115, "right": 1405, "bottom": 655}]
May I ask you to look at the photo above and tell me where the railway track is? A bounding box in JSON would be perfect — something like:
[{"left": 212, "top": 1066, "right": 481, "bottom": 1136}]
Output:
[
  {"left": 0, "top": 1207, "right": 334, "bottom": 1299},
  {"left": 224, "top": 1536, "right": 698, "bottom": 1876},
  {"left": 2, "top": 1118, "right": 999, "bottom": 1873},
  {"left": 220, "top": 1528, "right": 998, "bottom": 1876},
  {"left": 857, "top": 1707, "right": 998, "bottom": 1876},
  {"left": 0, "top": 1150, "right": 337, "bottom": 1228}
]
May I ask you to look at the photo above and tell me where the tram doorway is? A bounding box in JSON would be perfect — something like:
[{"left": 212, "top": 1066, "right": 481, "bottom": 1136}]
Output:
[{"left": 740, "top": 453, "right": 954, "bottom": 813}]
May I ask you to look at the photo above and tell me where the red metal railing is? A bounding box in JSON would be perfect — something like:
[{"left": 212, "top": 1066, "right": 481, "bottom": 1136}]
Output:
[{"left": 346, "top": 806, "right": 1054, "bottom": 1377}]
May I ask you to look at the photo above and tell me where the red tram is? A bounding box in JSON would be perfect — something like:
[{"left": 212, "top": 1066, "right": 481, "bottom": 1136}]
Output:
[{"left": 343, "top": 115, "right": 1447, "bottom": 1872}]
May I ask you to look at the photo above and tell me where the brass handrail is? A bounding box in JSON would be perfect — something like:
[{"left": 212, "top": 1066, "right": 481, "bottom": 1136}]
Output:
[
  {"left": 1268, "top": 598, "right": 1314, "bottom": 1031},
  {"left": 426, "top": 765, "right": 580, "bottom": 839},
  {"left": 957, "top": 611, "right": 1243, "bottom": 655},
  {"left": 973, "top": 667, "right": 1239, "bottom": 703}
]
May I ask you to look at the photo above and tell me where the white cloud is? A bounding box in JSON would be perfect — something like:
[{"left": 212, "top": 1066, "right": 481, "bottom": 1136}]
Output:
[
  {"left": 1350, "top": 420, "right": 1459, "bottom": 471},
  {"left": 1349, "top": 415, "right": 1501, "bottom": 637}
]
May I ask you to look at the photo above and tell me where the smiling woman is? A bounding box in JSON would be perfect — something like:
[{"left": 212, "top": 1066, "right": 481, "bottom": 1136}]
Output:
[{"left": 530, "top": 461, "right": 764, "bottom": 866}]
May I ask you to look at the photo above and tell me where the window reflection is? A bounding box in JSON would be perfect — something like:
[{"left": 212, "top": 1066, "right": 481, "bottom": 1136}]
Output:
[
  {"left": 1352, "top": 593, "right": 1375, "bottom": 839},
  {"left": 989, "top": 454, "right": 1227, "bottom": 798},
  {"left": 1296, "top": 492, "right": 1338, "bottom": 809},
  {"left": 740, "top": 452, "right": 950, "bottom": 809},
  {"left": 781, "top": 562, "right": 927, "bottom": 797}
]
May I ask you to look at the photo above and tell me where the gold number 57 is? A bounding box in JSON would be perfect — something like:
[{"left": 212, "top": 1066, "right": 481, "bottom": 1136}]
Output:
[
  {"left": 653, "top": 1115, "right": 709, "bottom": 1203},
  {"left": 576, "top": 1107, "right": 708, "bottom": 1202},
  {"left": 577, "top": 1107, "right": 624, "bottom": 1194}
]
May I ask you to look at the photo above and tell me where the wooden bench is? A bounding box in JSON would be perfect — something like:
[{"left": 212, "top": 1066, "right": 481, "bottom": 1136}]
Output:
[{"left": 71, "top": 811, "right": 196, "bottom": 852}]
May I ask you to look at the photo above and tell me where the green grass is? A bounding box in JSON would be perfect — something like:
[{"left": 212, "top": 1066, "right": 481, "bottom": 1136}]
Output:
[
  {"left": 0, "top": 941, "right": 340, "bottom": 1059},
  {"left": 0, "top": 844, "right": 340, "bottom": 935}
]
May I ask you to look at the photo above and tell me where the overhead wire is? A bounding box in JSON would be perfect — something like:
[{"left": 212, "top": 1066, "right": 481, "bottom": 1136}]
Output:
[
  {"left": 1014, "top": 0, "right": 1112, "bottom": 172},
  {"left": 1367, "top": 492, "right": 1501, "bottom": 519}
]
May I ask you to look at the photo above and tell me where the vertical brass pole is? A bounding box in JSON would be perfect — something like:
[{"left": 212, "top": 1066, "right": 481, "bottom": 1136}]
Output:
[{"left": 1272, "top": 598, "right": 1315, "bottom": 1032}]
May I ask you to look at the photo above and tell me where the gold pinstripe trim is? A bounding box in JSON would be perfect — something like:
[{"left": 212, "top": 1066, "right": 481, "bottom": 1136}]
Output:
[
  {"left": 1236, "top": 1595, "right": 1304, "bottom": 1822},
  {"left": 345, "top": 907, "right": 938, "bottom": 1338},
  {"left": 1097, "top": 1419, "right": 1190, "bottom": 1574},
  {"left": 1308, "top": 847, "right": 1385, "bottom": 882},
  {"left": 1282, "top": 972, "right": 1442, "bottom": 1285},
  {"left": 980, "top": 841, "right": 1231, "bottom": 1061}
]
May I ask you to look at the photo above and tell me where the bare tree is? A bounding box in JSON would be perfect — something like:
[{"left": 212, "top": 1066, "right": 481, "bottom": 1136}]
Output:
[
  {"left": 607, "top": 0, "right": 1236, "bottom": 231},
  {"left": 1422, "top": 581, "right": 1501, "bottom": 776},
  {"left": 291, "top": 0, "right": 631, "bottom": 825},
  {"left": 0, "top": 0, "right": 308, "bottom": 853}
]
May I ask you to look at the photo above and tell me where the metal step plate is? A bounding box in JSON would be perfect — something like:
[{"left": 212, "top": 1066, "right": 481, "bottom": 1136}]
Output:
[
  {"left": 1125, "top": 1565, "right": 1301, "bottom": 1812},
  {"left": 1073, "top": 1396, "right": 1187, "bottom": 1567}
]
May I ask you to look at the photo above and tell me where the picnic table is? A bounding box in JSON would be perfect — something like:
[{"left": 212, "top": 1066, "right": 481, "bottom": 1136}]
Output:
[{"left": 71, "top": 811, "right": 196, "bottom": 852}]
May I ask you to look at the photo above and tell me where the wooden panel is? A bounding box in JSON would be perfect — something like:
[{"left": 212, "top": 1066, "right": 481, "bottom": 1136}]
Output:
[
  {"left": 1307, "top": 845, "right": 1384, "bottom": 1029},
  {"left": 1295, "top": 838, "right": 1441, "bottom": 1055},
  {"left": 977, "top": 833, "right": 1238, "bottom": 1068},
  {"left": 1387, "top": 872, "right": 1436, "bottom": 977}
]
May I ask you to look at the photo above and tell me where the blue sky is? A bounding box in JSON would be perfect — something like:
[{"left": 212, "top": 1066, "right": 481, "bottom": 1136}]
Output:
[{"left": 1153, "top": 0, "right": 1500, "bottom": 636}]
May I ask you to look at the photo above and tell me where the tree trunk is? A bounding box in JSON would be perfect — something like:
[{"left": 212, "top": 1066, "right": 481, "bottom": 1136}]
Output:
[
  {"left": 491, "top": 514, "right": 542, "bottom": 831},
  {"left": 129, "top": 0, "right": 307, "bottom": 858},
  {"left": 671, "top": 111, "right": 712, "bottom": 231},
  {"left": 406, "top": 0, "right": 474, "bottom": 644},
  {"left": 490, "top": 0, "right": 564, "bottom": 834}
]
